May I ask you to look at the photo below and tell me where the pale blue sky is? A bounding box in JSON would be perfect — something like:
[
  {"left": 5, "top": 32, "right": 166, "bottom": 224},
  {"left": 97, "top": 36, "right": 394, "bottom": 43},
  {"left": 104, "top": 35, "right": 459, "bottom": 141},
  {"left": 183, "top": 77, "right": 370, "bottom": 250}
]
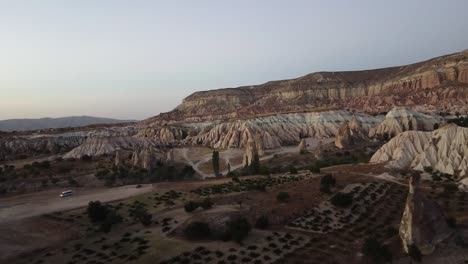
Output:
[{"left": 1, "top": 0, "right": 467, "bottom": 120}]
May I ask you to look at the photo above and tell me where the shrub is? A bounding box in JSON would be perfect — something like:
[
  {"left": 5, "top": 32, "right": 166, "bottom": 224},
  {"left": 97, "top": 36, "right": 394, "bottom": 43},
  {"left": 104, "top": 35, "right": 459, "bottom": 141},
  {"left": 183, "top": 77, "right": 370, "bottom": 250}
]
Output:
[
  {"left": 200, "top": 198, "right": 213, "bottom": 209},
  {"left": 288, "top": 165, "right": 298, "bottom": 174},
  {"left": 212, "top": 151, "right": 220, "bottom": 177},
  {"left": 100, "top": 210, "right": 123, "bottom": 233},
  {"left": 277, "top": 192, "right": 290, "bottom": 203},
  {"left": 184, "top": 221, "right": 211, "bottom": 240},
  {"left": 184, "top": 201, "right": 199, "bottom": 213},
  {"left": 255, "top": 215, "right": 269, "bottom": 229},
  {"left": 226, "top": 217, "right": 251, "bottom": 243},
  {"left": 87, "top": 201, "right": 109, "bottom": 222},
  {"left": 330, "top": 193, "right": 353, "bottom": 207}
]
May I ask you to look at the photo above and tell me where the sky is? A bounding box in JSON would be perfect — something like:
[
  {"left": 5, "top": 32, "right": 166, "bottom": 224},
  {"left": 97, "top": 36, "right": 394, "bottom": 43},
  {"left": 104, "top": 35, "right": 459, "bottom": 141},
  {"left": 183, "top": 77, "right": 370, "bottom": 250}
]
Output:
[{"left": 1, "top": 0, "right": 468, "bottom": 120}]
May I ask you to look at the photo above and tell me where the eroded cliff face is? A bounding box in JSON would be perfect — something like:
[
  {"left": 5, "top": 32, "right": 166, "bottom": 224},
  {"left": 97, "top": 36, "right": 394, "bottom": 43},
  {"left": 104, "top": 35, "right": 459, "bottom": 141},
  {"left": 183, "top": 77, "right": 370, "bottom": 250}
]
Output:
[
  {"left": 370, "top": 124, "right": 468, "bottom": 177},
  {"left": 144, "top": 50, "right": 468, "bottom": 124},
  {"left": 0, "top": 127, "right": 135, "bottom": 161},
  {"left": 334, "top": 115, "right": 368, "bottom": 149},
  {"left": 400, "top": 174, "right": 452, "bottom": 255},
  {"left": 63, "top": 136, "right": 161, "bottom": 159},
  {"left": 181, "top": 111, "right": 382, "bottom": 150}
]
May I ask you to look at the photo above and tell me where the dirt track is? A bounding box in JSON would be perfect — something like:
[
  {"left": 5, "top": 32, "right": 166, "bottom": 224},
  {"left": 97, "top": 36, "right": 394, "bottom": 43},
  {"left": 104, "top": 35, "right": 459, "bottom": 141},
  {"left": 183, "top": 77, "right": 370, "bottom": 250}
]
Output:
[{"left": 0, "top": 184, "right": 153, "bottom": 224}]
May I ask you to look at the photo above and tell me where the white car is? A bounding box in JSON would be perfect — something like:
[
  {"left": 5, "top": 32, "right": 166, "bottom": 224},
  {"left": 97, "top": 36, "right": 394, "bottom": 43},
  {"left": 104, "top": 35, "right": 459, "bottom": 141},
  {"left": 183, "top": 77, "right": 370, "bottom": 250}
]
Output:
[{"left": 60, "top": 190, "right": 73, "bottom": 198}]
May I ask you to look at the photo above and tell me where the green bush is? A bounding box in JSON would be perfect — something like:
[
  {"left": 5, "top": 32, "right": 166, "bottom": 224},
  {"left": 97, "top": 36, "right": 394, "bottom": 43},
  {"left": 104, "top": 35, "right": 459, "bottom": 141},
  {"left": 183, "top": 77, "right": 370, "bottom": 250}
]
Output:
[
  {"left": 276, "top": 192, "right": 290, "bottom": 203},
  {"left": 330, "top": 193, "right": 353, "bottom": 207},
  {"left": 87, "top": 201, "right": 109, "bottom": 222},
  {"left": 288, "top": 165, "right": 298, "bottom": 174},
  {"left": 200, "top": 198, "right": 213, "bottom": 209},
  {"left": 226, "top": 217, "right": 251, "bottom": 243},
  {"left": 100, "top": 210, "right": 123, "bottom": 233}
]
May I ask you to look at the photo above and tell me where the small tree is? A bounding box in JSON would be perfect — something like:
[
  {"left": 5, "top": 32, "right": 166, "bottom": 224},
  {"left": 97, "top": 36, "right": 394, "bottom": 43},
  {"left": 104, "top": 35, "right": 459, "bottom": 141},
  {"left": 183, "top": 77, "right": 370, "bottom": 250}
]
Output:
[
  {"left": 87, "top": 201, "right": 109, "bottom": 222},
  {"left": 226, "top": 217, "right": 251, "bottom": 243},
  {"left": 331, "top": 193, "right": 353, "bottom": 207},
  {"left": 249, "top": 153, "right": 260, "bottom": 175},
  {"left": 100, "top": 210, "right": 123, "bottom": 233},
  {"left": 184, "top": 201, "right": 199, "bottom": 213},
  {"left": 200, "top": 197, "right": 213, "bottom": 209},
  {"left": 212, "top": 150, "right": 220, "bottom": 177},
  {"left": 277, "top": 192, "right": 290, "bottom": 203},
  {"left": 133, "top": 207, "right": 152, "bottom": 226}
]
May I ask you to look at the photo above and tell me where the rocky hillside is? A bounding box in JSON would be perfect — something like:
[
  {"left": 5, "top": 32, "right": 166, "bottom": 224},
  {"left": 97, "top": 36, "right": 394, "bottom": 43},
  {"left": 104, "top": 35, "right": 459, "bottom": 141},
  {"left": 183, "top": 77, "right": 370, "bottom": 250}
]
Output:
[
  {"left": 144, "top": 50, "right": 468, "bottom": 124},
  {"left": 137, "top": 110, "right": 383, "bottom": 149},
  {"left": 0, "top": 116, "right": 135, "bottom": 132},
  {"left": 370, "top": 124, "right": 468, "bottom": 178}
]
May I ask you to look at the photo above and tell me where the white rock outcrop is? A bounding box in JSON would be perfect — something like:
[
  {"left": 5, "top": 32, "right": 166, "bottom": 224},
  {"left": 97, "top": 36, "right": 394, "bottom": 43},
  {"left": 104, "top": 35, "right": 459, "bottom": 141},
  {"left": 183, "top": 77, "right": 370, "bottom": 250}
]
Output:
[
  {"left": 64, "top": 136, "right": 160, "bottom": 159},
  {"left": 369, "top": 107, "right": 442, "bottom": 138},
  {"left": 183, "top": 111, "right": 382, "bottom": 149},
  {"left": 370, "top": 124, "right": 468, "bottom": 177},
  {"left": 132, "top": 147, "right": 162, "bottom": 170},
  {"left": 334, "top": 115, "right": 368, "bottom": 149}
]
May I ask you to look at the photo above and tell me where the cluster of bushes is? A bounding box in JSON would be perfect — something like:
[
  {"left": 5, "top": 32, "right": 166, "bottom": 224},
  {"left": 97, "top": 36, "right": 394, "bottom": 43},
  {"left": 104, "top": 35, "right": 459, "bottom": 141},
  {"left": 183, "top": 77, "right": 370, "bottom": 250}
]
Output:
[
  {"left": 183, "top": 216, "right": 251, "bottom": 243},
  {"left": 424, "top": 166, "right": 453, "bottom": 180},
  {"left": 330, "top": 192, "right": 353, "bottom": 207},
  {"left": 192, "top": 175, "right": 303, "bottom": 196},
  {"left": 95, "top": 164, "right": 196, "bottom": 186},
  {"left": 319, "top": 174, "right": 336, "bottom": 193},
  {"left": 308, "top": 152, "right": 371, "bottom": 173},
  {"left": 184, "top": 198, "right": 213, "bottom": 212},
  {"left": 87, "top": 201, "right": 123, "bottom": 232},
  {"left": 129, "top": 203, "right": 152, "bottom": 227}
]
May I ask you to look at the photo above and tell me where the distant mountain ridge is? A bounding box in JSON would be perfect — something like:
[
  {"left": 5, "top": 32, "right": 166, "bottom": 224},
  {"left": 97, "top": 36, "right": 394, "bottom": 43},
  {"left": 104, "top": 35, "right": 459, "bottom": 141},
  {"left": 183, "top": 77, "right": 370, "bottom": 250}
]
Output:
[
  {"left": 144, "top": 49, "right": 468, "bottom": 125},
  {"left": 0, "top": 116, "right": 136, "bottom": 132}
]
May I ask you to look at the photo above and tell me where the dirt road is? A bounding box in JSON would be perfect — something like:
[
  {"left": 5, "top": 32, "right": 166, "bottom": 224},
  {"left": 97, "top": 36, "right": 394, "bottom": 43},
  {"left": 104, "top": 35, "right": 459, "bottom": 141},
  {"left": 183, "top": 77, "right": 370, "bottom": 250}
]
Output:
[{"left": 0, "top": 184, "right": 153, "bottom": 223}]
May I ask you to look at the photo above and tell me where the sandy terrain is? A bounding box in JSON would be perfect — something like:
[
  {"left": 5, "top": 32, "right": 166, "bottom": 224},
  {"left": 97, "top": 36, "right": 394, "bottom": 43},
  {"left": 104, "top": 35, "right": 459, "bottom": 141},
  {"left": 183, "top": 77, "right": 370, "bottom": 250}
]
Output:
[{"left": 0, "top": 184, "right": 153, "bottom": 223}]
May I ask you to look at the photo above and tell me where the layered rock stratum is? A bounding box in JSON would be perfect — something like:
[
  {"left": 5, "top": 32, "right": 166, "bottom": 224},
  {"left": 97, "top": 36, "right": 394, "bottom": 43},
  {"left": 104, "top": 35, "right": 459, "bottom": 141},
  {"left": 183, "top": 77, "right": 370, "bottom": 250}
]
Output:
[
  {"left": 370, "top": 124, "right": 468, "bottom": 177},
  {"left": 144, "top": 50, "right": 468, "bottom": 125}
]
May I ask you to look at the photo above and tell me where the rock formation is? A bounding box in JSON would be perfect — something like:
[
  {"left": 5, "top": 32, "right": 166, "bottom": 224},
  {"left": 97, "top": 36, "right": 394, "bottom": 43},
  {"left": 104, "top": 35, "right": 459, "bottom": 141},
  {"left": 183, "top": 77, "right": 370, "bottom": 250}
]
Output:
[
  {"left": 0, "top": 127, "right": 134, "bottom": 161},
  {"left": 335, "top": 115, "right": 368, "bottom": 149},
  {"left": 370, "top": 124, "right": 468, "bottom": 177},
  {"left": 114, "top": 149, "right": 126, "bottom": 167},
  {"left": 298, "top": 138, "right": 307, "bottom": 154},
  {"left": 131, "top": 147, "right": 162, "bottom": 170},
  {"left": 63, "top": 136, "right": 160, "bottom": 159},
  {"left": 243, "top": 140, "right": 260, "bottom": 167},
  {"left": 181, "top": 111, "right": 381, "bottom": 150},
  {"left": 369, "top": 107, "right": 442, "bottom": 138},
  {"left": 400, "top": 173, "right": 452, "bottom": 255}
]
